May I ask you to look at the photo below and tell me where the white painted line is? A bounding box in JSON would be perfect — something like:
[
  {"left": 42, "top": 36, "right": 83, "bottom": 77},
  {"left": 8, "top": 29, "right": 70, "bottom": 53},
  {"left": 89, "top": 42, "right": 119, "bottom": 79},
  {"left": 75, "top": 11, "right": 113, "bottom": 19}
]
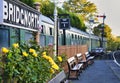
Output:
[{"left": 113, "top": 51, "right": 120, "bottom": 67}]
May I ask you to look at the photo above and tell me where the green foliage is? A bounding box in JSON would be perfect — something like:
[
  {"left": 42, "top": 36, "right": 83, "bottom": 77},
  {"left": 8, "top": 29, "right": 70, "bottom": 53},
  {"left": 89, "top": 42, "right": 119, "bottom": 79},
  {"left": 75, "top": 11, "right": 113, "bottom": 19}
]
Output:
[
  {"left": 104, "top": 25, "right": 112, "bottom": 38},
  {"left": 40, "top": 0, "right": 54, "bottom": 15},
  {"left": 93, "top": 24, "right": 112, "bottom": 37},
  {"left": 54, "top": 54, "right": 67, "bottom": 68},
  {"left": 33, "top": 0, "right": 54, "bottom": 16},
  {"left": 93, "top": 24, "right": 103, "bottom": 37},
  {"left": 107, "top": 36, "right": 120, "bottom": 51},
  {"left": 20, "top": 0, "right": 34, "bottom": 7},
  {"left": 63, "top": 0, "right": 97, "bottom": 20},
  {"left": 57, "top": 8, "right": 87, "bottom": 31},
  {"left": 0, "top": 40, "right": 63, "bottom": 83},
  {"left": 69, "top": 13, "right": 86, "bottom": 31}
]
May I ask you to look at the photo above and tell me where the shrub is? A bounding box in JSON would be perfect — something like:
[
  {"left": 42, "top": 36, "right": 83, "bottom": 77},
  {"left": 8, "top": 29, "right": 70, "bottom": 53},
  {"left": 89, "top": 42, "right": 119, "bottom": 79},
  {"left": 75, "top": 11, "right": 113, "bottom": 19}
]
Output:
[{"left": 0, "top": 41, "right": 62, "bottom": 83}]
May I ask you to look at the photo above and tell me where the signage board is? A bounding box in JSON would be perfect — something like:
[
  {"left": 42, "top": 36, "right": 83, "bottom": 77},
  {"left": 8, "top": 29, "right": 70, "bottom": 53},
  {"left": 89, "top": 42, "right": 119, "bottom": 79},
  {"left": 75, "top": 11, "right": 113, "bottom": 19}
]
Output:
[
  {"left": 0, "top": 0, "right": 40, "bottom": 31},
  {"left": 59, "top": 18, "right": 70, "bottom": 29}
]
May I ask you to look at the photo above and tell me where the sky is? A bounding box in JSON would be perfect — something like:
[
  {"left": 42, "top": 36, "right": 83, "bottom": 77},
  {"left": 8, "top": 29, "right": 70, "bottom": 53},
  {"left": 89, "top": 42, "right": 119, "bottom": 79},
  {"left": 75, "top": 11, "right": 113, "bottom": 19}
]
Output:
[{"left": 88, "top": 0, "right": 120, "bottom": 36}]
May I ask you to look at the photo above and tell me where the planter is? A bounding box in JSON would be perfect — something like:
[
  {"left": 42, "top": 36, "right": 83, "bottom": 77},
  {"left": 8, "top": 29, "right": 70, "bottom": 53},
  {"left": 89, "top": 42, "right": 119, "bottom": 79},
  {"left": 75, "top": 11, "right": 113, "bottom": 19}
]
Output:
[{"left": 48, "top": 70, "right": 66, "bottom": 83}]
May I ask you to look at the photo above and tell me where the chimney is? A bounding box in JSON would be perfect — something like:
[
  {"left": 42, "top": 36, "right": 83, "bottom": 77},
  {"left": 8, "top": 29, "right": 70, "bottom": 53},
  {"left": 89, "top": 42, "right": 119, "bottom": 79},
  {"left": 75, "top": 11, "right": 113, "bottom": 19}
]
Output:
[
  {"left": 34, "top": 2, "right": 41, "bottom": 45},
  {"left": 34, "top": 2, "right": 41, "bottom": 12}
]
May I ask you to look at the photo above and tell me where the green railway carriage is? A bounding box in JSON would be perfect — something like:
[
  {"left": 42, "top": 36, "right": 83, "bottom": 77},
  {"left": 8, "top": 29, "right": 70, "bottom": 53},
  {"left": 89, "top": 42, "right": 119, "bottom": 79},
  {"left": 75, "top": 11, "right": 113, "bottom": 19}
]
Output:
[
  {"left": 40, "top": 15, "right": 54, "bottom": 47},
  {"left": 58, "top": 26, "right": 107, "bottom": 51}
]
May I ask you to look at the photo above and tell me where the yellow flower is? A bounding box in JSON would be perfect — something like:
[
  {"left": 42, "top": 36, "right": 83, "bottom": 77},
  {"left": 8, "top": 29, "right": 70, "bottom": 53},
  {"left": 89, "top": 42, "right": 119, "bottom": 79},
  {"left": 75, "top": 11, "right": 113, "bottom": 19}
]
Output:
[
  {"left": 50, "top": 68, "right": 55, "bottom": 74},
  {"left": 42, "top": 54, "right": 48, "bottom": 59},
  {"left": 57, "top": 56, "right": 62, "bottom": 62},
  {"left": 33, "top": 53, "right": 37, "bottom": 57},
  {"left": 42, "top": 55, "right": 59, "bottom": 70},
  {"left": 13, "top": 43, "right": 19, "bottom": 48},
  {"left": 52, "top": 64, "right": 59, "bottom": 70},
  {"left": 22, "top": 52, "right": 28, "bottom": 57},
  {"left": 42, "top": 52, "right": 51, "bottom": 60},
  {"left": 29, "top": 48, "right": 35, "bottom": 53},
  {"left": 47, "top": 56, "right": 53, "bottom": 61},
  {"left": 42, "top": 51, "right": 46, "bottom": 55},
  {"left": 1, "top": 47, "right": 9, "bottom": 54},
  {"left": 49, "top": 59, "right": 55, "bottom": 65}
]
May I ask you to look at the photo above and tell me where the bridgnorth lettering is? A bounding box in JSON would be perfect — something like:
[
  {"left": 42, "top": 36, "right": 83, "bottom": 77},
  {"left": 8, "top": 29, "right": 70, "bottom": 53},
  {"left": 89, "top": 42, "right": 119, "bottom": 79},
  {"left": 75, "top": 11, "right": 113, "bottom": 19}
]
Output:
[{"left": 3, "top": 0, "right": 39, "bottom": 29}]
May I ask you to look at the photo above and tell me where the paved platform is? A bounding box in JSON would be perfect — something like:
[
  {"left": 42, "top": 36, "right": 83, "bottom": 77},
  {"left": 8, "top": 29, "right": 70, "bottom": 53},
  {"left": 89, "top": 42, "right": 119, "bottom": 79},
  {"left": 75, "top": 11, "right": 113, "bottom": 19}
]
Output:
[
  {"left": 72, "top": 60, "right": 120, "bottom": 83},
  {"left": 106, "top": 60, "right": 120, "bottom": 80}
]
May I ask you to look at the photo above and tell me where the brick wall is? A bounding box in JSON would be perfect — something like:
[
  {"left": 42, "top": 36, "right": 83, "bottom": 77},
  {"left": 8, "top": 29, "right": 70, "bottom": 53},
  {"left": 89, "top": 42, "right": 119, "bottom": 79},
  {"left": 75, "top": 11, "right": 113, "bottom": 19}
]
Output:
[{"left": 58, "top": 45, "right": 88, "bottom": 58}]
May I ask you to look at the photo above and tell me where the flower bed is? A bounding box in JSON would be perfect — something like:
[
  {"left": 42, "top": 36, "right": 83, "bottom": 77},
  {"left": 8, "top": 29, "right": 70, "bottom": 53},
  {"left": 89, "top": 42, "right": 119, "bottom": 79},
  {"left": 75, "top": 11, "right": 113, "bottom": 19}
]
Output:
[{"left": 0, "top": 41, "right": 65, "bottom": 83}]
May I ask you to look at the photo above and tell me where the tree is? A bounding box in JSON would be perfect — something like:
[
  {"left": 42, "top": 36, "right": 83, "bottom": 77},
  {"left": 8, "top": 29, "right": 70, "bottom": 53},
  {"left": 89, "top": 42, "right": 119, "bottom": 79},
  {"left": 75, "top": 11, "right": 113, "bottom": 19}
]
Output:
[
  {"left": 107, "top": 35, "right": 120, "bottom": 51},
  {"left": 93, "top": 24, "right": 120, "bottom": 51},
  {"left": 34, "top": 0, "right": 55, "bottom": 15},
  {"left": 63, "top": 0, "right": 97, "bottom": 20},
  {"left": 104, "top": 25, "right": 112, "bottom": 38},
  {"left": 20, "top": 0, "right": 34, "bottom": 7},
  {"left": 20, "top": 0, "right": 87, "bottom": 31},
  {"left": 93, "top": 24, "right": 112, "bottom": 38},
  {"left": 69, "top": 13, "right": 87, "bottom": 31}
]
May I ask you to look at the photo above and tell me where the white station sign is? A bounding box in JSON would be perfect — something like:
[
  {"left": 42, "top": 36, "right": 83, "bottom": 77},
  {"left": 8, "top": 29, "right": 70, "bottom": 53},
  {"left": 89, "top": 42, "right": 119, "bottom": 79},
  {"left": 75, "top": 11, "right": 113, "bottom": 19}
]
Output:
[{"left": 0, "top": 0, "right": 40, "bottom": 31}]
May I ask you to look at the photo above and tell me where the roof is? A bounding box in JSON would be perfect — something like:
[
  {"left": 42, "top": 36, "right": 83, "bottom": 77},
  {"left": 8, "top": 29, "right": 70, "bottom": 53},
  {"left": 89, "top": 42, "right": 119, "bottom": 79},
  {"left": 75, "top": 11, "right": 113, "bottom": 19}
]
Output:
[{"left": 40, "top": 14, "right": 54, "bottom": 25}]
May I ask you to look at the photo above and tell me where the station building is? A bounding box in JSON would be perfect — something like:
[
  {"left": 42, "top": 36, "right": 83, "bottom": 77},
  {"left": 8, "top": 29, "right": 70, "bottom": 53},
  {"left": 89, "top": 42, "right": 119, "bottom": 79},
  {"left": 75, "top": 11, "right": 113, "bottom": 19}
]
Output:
[{"left": 0, "top": 0, "right": 41, "bottom": 49}]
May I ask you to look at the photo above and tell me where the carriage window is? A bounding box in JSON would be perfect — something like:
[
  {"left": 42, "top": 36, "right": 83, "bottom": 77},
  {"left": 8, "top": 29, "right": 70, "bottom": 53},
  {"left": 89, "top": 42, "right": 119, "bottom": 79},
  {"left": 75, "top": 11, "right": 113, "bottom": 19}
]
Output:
[
  {"left": 78, "top": 35, "right": 79, "bottom": 39},
  {"left": 75, "top": 35, "right": 77, "bottom": 39},
  {"left": 72, "top": 34, "right": 74, "bottom": 39},
  {"left": 41, "top": 25, "right": 46, "bottom": 34},
  {"left": 49, "top": 28, "right": 53, "bottom": 35}
]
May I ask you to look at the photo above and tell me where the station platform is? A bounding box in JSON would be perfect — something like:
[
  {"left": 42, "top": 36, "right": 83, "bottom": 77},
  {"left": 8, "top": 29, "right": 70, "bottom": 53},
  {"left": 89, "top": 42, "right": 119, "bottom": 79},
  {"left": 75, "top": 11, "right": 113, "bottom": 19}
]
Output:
[{"left": 71, "top": 60, "right": 120, "bottom": 83}]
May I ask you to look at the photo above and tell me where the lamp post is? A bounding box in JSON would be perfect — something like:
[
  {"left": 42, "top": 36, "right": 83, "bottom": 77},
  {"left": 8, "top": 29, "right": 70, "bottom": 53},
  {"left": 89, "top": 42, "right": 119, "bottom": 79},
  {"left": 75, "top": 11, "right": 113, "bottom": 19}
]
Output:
[
  {"left": 97, "top": 14, "right": 106, "bottom": 48},
  {"left": 53, "top": 0, "right": 58, "bottom": 56},
  {"left": 88, "top": 14, "right": 94, "bottom": 51},
  {"left": 53, "top": 0, "right": 65, "bottom": 56}
]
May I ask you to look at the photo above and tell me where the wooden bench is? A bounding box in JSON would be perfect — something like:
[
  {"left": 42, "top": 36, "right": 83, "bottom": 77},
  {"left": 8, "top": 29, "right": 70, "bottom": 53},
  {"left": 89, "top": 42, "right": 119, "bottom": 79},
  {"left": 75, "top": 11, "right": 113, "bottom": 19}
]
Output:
[
  {"left": 85, "top": 52, "right": 95, "bottom": 65},
  {"left": 76, "top": 53, "right": 87, "bottom": 69},
  {"left": 67, "top": 56, "right": 83, "bottom": 79},
  {"left": 76, "top": 53, "right": 83, "bottom": 63}
]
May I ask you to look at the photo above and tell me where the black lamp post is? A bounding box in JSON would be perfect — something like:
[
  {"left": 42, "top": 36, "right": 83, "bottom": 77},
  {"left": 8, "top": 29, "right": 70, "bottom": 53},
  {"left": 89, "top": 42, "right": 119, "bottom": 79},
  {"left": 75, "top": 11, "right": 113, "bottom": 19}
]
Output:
[{"left": 97, "top": 14, "right": 106, "bottom": 48}]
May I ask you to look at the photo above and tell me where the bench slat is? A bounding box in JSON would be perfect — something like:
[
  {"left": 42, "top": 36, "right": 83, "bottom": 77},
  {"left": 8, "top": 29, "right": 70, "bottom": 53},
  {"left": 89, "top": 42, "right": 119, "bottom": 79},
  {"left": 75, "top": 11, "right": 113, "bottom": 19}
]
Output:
[
  {"left": 72, "top": 63, "right": 83, "bottom": 70},
  {"left": 85, "top": 52, "right": 94, "bottom": 65},
  {"left": 87, "top": 56, "right": 94, "bottom": 60}
]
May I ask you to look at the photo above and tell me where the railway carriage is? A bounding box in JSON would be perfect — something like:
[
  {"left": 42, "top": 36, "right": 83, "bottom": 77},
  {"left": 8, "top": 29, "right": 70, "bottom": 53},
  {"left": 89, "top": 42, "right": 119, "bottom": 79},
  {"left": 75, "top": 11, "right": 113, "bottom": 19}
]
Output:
[{"left": 40, "top": 14, "right": 106, "bottom": 50}]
